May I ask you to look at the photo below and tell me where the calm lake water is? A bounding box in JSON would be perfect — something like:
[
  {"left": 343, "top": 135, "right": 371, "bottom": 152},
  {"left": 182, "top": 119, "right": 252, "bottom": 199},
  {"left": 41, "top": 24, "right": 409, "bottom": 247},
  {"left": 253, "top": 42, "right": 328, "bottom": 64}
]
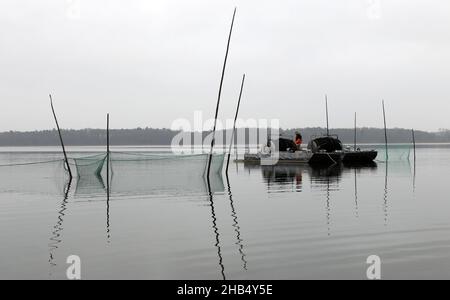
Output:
[{"left": 1, "top": 145, "right": 450, "bottom": 280}]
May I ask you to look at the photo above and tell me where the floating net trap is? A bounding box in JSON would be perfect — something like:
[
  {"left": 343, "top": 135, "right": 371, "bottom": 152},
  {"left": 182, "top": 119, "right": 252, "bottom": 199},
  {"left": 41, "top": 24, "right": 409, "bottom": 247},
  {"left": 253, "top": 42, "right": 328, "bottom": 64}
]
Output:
[{"left": 0, "top": 152, "right": 225, "bottom": 196}]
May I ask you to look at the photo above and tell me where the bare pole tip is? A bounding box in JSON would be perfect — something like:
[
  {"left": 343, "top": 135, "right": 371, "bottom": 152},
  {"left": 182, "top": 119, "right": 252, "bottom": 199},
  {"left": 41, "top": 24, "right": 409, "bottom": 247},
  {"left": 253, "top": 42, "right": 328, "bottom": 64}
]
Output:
[{"left": 230, "top": 7, "right": 237, "bottom": 24}]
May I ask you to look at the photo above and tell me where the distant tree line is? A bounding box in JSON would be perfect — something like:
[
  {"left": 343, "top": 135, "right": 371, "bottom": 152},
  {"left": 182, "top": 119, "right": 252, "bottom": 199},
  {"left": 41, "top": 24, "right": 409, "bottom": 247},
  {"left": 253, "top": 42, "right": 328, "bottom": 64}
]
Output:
[
  {"left": 0, "top": 127, "right": 449, "bottom": 146},
  {"left": 0, "top": 128, "right": 177, "bottom": 146},
  {"left": 282, "top": 127, "right": 450, "bottom": 144}
]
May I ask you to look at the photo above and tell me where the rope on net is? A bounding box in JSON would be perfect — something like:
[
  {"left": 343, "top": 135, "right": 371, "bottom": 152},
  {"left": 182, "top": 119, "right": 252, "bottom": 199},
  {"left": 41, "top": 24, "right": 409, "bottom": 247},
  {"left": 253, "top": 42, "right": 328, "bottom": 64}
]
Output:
[
  {"left": 0, "top": 158, "right": 65, "bottom": 168},
  {"left": 0, "top": 152, "right": 224, "bottom": 178},
  {"left": 0, "top": 153, "right": 107, "bottom": 168},
  {"left": 109, "top": 151, "right": 208, "bottom": 162}
]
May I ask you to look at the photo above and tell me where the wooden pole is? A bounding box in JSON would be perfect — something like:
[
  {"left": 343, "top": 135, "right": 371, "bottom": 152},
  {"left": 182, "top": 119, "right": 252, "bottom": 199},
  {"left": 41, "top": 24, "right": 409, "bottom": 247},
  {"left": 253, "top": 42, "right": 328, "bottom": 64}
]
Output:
[
  {"left": 382, "top": 100, "right": 388, "bottom": 161},
  {"left": 106, "top": 113, "right": 110, "bottom": 241},
  {"left": 49, "top": 94, "right": 73, "bottom": 179},
  {"left": 106, "top": 113, "right": 110, "bottom": 185},
  {"left": 412, "top": 128, "right": 416, "bottom": 162},
  {"left": 107, "top": 114, "right": 110, "bottom": 155},
  {"left": 207, "top": 8, "right": 237, "bottom": 178},
  {"left": 354, "top": 112, "right": 357, "bottom": 151},
  {"left": 412, "top": 129, "right": 416, "bottom": 191},
  {"left": 325, "top": 94, "right": 329, "bottom": 136},
  {"left": 226, "top": 74, "right": 245, "bottom": 174}
]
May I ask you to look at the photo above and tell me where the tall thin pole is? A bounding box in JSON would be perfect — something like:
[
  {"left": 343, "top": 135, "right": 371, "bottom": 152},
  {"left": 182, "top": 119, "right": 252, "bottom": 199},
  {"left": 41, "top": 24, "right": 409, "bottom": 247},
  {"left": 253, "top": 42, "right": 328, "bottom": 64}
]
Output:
[
  {"left": 49, "top": 94, "right": 73, "bottom": 180},
  {"left": 106, "top": 113, "right": 110, "bottom": 242},
  {"left": 226, "top": 74, "right": 245, "bottom": 174},
  {"left": 107, "top": 114, "right": 110, "bottom": 157},
  {"left": 106, "top": 113, "right": 110, "bottom": 183},
  {"left": 207, "top": 8, "right": 237, "bottom": 178},
  {"left": 412, "top": 128, "right": 416, "bottom": 163},
  {"left": 354, "top": 112, "right": 357, "bottom": 151},
  {"left": 382, "top": 100, "right": 388, "bottom": 161},
  {"left": 412, "top": 128, "right": 416, "bottom": 191},
  {"left": 325, "top": 95, "right": 329, "bottom": 136}
]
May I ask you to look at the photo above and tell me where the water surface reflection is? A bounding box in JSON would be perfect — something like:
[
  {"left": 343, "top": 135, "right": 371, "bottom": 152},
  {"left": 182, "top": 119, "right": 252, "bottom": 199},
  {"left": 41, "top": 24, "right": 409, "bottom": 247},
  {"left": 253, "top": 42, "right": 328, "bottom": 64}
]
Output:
[{"left": 4, "top": 149, "right": 450, "bottom": 279}]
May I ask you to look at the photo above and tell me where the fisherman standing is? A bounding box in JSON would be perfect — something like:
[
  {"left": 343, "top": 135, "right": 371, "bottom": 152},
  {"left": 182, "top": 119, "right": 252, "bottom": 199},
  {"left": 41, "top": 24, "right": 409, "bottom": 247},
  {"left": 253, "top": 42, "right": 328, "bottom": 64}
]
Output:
[{"left": 294, "top": 132, "right": 303, "bottom": 150}]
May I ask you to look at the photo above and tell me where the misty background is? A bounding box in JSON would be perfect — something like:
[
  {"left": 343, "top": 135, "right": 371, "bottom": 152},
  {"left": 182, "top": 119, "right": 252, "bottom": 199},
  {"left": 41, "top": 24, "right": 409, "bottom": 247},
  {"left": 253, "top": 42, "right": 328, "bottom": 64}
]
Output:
[{"left": 1, "top": 0, "right": 450, "bottom": 133}]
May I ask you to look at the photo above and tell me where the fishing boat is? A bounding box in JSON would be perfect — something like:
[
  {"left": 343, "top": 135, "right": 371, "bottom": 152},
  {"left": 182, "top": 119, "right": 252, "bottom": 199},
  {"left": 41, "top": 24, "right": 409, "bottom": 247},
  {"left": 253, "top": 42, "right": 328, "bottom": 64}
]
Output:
[
  {"left": 306, "top": 136, "right": 344, "bottom": 165},
  {"left": 243, "top": 135, "right": 377, "bottom": 166},
  {"left": 243, "top": 136, "right": 339, "bottom": 165},
  {"left": 308, "top": 135, "right": 378, "bottom": 164},
  {"left": 307, "top": 96, "right": 377, "bottom": 164},
  {"left": 243, "top": 97, "right": 378, "bottom": 166}
]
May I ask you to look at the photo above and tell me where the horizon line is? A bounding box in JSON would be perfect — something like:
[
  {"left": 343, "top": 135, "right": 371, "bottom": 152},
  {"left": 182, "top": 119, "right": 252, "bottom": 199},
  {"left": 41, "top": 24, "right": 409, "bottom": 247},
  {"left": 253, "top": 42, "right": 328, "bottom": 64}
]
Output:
[{"left": 1, "top": 126, "right": 449, "bottom": 134}]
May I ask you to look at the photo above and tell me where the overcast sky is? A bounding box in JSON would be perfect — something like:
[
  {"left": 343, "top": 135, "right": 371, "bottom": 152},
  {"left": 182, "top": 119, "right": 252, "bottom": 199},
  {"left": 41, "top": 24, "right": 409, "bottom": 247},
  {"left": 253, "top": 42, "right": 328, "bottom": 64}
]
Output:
[{"left": 1, "top": 0, "right": 449, "bottom": 132}]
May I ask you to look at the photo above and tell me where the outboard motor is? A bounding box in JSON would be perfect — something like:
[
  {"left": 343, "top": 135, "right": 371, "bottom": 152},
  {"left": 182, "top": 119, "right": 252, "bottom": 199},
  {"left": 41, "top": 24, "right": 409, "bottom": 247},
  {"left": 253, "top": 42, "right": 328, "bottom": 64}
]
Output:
[{"left": 307, "top": 136, "right": 343, "bottom": 153}]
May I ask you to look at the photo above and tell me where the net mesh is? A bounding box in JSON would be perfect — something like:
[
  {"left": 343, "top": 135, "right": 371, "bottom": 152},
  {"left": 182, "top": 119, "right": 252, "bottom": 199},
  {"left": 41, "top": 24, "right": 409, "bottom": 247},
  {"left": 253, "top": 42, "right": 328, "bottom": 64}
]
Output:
[
  {"left": 74, "top": 174, "right": 106, "bottom": 198},
  {"left": 106, "top": 152, "right": 225, "bottom": 195},
  {"left": 71, "top": 154, "right": 106, "bottom": 177},
  {"left": 0, "top": 152, "right": 226, "bottom": 196},
  {"left": 369, "top": 144, "right": 412, "bottom": 162},
  {"left": 0, "top": 155, "right": 68, "bottom": 196}
]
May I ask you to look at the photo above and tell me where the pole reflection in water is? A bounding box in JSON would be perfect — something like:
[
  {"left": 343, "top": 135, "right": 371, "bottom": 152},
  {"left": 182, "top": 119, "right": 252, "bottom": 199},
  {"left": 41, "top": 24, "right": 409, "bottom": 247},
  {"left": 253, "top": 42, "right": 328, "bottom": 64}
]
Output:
[
  {"left": 354, "top": 168, "right": 359, "bottom": 218},
  {"left": 383, "top": 162, "right": 389, "bottom": 226},
  {"left": 316, "top": 164, "right": 343, "bottom": 237},
  {"left": 48, "top": 178, "right": 72, "bottom": 271},
  {"left": 326, "top": 174, "right": 331, "bottom": 236},
  {"left": 205, "top": 176, "right": 225, "bottom": 280},
  {"left": 106, "top": 170, "right": 111, "bottom": 244},
  {"left": 225, "top": 173, "right": 248, "bottom": 271}
]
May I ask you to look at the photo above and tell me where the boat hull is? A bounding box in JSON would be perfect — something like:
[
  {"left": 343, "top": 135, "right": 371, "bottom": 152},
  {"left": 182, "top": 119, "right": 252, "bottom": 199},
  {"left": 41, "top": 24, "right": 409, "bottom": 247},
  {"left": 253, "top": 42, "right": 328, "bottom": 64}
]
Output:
[
  {"left": 308, "top": 152, "right": 343, "bottom": 165},
  {"left": 244, "top": 151, "right": 312, "bottom": 165},
  {"left": 342, "top": 150, "right": 378, "bottom": 164},
  {"left": 243, "top": 149, "right": 377, "bottom": 166},
  {"left": 244, "top": 151, "right": 339, "bottom": 166}
]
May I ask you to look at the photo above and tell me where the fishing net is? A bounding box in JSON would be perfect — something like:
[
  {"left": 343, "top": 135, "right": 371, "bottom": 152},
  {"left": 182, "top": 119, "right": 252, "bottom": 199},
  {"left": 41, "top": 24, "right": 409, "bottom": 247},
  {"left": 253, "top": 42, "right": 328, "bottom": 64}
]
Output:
[
  {"left": 71, "top": 154, "right": 106, "bottom": 177},
  {"left": 0, "top": 151, "right": 225, "bottom": 197},
  {"left": 106, "top": 152, "right": 225, "bottom": 196},
  {"left": 0, "top": 153, "right": 69, "bottom": 196},
  {"left": 108, "top": 152, "right": 224, "bottom": 173},
  {"left": 74, "top": 174, "right": 107, "bottom": 198},
  {"left": 369, "top": 144, "right": 412, "bottom": 162}
]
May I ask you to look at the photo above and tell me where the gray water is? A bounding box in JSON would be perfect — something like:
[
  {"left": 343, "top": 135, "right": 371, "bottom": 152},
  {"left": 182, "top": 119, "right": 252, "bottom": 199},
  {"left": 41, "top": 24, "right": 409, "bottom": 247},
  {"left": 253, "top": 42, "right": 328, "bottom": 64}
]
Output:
[{"left": 0, "top": 146, "right": 450, "bottom": 280}]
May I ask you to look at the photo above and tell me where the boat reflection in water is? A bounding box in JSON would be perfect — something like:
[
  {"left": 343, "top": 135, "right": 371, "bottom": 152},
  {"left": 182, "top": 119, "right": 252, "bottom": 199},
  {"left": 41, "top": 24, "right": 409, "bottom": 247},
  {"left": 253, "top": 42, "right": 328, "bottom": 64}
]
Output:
[
  {"left": 244, "top": 162, "right": 377, "bottom": 194},
  {"left": 244, "top": 161, "right": 380, "bottom": 237}
]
